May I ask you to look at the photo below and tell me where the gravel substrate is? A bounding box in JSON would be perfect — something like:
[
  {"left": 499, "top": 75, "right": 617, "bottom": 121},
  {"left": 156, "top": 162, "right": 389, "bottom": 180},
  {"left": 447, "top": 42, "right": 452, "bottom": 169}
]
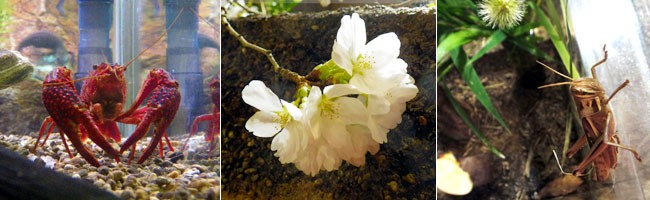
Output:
[{"left": 0, "top": 133, "right": 220, "bottom": 200}]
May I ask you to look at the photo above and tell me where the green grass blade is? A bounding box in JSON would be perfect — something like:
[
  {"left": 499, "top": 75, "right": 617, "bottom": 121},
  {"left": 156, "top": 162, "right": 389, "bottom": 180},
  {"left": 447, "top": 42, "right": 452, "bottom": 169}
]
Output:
[
  {"left": 466, "top": 30, "right": 507, "bottom": 67},
  {"left": 437, "top": 63, "right": 454, "bottom": 83},
  {"left": 529, "top": 2, "right": 579, "bottom": 79},
  {"left": 510, "top": 22, "right": 540, "bottom": 37},
  {"left": 450, "top": 47, "right": 512, "bottom": 134},
  {"left": 437, "top": 28, "right": 487, "bottom": 63},
  {"left": 440, "top": 83, "right": 506, "bottom": 159},
  {"left": 544, "top": 0, "right": 565, "bottom": 42},
  {"left": 509, "top": 36, "right": 554, "bottom": 61}
]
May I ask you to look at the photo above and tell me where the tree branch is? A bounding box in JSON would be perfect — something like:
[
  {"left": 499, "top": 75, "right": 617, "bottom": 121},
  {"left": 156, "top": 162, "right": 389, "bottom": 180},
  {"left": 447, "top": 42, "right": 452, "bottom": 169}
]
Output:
[{"left": 221, "top": 7, "right": 319, "bottom": 86}]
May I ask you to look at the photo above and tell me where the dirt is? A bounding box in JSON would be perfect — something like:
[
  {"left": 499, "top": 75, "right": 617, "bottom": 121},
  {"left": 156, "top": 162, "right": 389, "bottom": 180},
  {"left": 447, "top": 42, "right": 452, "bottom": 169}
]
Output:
[
  {"left": 221, "top": 5, "right": 435, "bottom": 199},
  {"left": 437, "top": 41, "right": 617, "bottom": 199}
]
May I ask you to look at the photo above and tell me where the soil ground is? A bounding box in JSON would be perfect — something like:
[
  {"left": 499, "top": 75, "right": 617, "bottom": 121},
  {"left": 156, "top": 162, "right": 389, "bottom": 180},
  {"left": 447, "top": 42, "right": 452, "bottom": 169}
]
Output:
[{"left": 438, "top": 41, "right": 616, "bottom": 199}]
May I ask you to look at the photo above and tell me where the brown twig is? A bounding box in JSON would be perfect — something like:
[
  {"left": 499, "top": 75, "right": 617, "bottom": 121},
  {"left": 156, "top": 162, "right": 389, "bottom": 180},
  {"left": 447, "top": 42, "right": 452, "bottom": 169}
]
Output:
[
  {"left": 228, "top": 0, "right": 263, "bottom": 16},
  {"left": 391, "top": 0, "right": 422, "bottom": 7},
  {"left": 221, "top": 8, "right": 317, "bottom": 86}
]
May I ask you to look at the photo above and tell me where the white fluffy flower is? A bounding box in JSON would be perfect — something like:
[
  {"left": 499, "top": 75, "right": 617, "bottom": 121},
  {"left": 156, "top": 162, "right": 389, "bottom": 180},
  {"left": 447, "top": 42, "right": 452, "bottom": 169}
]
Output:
[
  {"left": 478, "top": 0, "right": 526, "bottom": 29},
  {"left": 331, "top": 13, "right": 405, "bottom": 95}
]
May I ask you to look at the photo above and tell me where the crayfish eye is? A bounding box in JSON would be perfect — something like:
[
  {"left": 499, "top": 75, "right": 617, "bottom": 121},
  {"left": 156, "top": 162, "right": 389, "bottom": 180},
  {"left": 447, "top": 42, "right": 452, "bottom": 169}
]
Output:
[{"left": 93, "top": 64, "right": 98, "bottom": 70}]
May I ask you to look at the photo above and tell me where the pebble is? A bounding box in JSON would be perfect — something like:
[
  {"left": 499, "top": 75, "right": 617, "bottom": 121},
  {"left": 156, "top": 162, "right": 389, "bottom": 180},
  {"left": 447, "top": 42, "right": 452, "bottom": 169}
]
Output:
[
  {"left": 2, "top": 134, "right": 219, "bottom": 199},
  {"left": 135, "top": 189, "right": 149, "bottom": 200},
  {"left": 107, "top": 179, "right": 117, "bottom": 190},
  {"left": 190, "top": 165, "right": 207, "bottom": 173},
  {"left": 33, "top": 157, "right": 45, "bottom": 167},
  {"left": 155, "top": 177, "right": 171, "bottom": 186},
  {"left": 98, "top": 166, "right": 110, "bottom": 175},
  {"left": 168, "top": 171, "right": 180, "bottom": 179},
  {"left": 111, "top": 171, "right": 124, "bottom": 182},
  {"left": 71, "top": 156, "right": 85, "bottom": 166},
  {"left": 121, "top": 189, "right": 135, "bottom": 199},
  {"left": 125, "top": 175, "right": 140, "bottom": 188},
  {"left": 79, "top": 169, "right": 88, "bottom": 177},
  {"left": 174, "top": 188, "right": 190, "bottom": 200},
  {"left": 183, "top": 168, "right": 201, "bottom": 178},
  {"left": 205, "top": 187, "right": 219, "bottom": 200},
  {"left": 152, "top": 167, "right": 163, "bottom": 175},
  {"left": 161, "top": 161, "right": 173, "bottom": 168},
  {"left": 64, "top": 164, "right": 75, "bottom": 171},
  {"left": 127, "top": 167, "right": 139, "bottom": 174}
]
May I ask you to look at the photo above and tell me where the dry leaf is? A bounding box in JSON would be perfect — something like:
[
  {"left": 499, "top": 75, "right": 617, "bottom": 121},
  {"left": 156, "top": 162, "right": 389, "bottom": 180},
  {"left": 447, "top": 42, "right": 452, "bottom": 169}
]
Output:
[{"left": 436, "top": 152, "right": 473, "bottom": 195}]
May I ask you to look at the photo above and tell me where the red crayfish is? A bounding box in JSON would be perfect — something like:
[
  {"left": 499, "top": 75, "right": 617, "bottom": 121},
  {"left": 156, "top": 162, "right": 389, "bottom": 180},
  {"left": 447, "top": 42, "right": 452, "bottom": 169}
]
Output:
[
  {"left": 182, "top": 73, "right": 219, "bottom": 156},
  {"left": 33, "top": 9, "right": 186, "bottom": 166}
]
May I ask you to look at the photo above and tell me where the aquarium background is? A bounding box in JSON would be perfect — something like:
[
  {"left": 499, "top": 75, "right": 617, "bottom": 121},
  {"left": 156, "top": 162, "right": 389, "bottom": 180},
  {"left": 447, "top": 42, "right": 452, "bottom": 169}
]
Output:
[
  {"left": 0, "top": 0, "right": 219, "bottom": 138},
  {"left": 0, "top": 0, "right": 220, "bottom": 199}
]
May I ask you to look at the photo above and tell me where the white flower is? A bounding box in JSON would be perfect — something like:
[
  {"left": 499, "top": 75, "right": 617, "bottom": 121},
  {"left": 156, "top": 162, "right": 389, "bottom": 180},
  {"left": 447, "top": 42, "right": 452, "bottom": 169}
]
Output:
[
  {"left": 331, "top": 13, "right": 405, "bottom": 95},
  {"left": 478, "top": 0, "right": 526, "bottom": 29},
  {"left": 292, "top": 84, "right": 381, "bottom": 175},
  {"left": 242, "top": 80, "right": 302, "bottom": 138},
  {"left": 365, "top": 75, "right": 419, "bottom": 143}
]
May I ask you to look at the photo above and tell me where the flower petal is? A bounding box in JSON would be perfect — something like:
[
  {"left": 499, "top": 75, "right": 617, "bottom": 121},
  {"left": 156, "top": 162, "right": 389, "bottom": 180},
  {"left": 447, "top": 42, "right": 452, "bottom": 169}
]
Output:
[
  {"left": 336, "top": 97, "right": 368, "bottom": 125},
  {"left": 242, "top": 80, "right": 283, "bottom": 112},
  {"left": 245, "top": 111, "right": 282, "bottom": 137},
  {"left": 368, "top": 117, "right": 389, "bottom": 143},
  {"left": 349, "top": 13, "right": 367, "bottom": 58},
  {"left": 332, "top": 41, "right": 354, "bottom": 75},
  {"left": 321, "top": 117, "right": 351, "bottom": 149},
  {"left": 306, "top": 86, "right": 323, "bottom": 139},
  {"left": 323, "top": 84, "right": 360, "bottom": 98},
  {"left": 365, "top": 32, "right": 400, "bottom": 67},
  {"left": 366, "top": 94, "right": 391, "bottom": 115},
  {"left": 281, "top": 100, "right": 302, "bottom": 120}
]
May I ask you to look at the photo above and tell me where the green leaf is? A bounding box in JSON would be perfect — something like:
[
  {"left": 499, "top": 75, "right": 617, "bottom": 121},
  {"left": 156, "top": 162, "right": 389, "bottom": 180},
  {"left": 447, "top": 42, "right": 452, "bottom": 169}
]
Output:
[
  {"left": 440, "top": 83, "right": 506, "bottom": 159},
  {"left": 544, "top": 0, "right": 565, "bottom": 42},
  {"left": 510, "top": 22, "right": 540, "bottom": 37},
  {"left": 466, "top": 30, "right": 507, "bottom": 67},
  {"left": 436, "top": 63, "right": 454, "bottom": 83},
  {"left": 312, "top": 60, "right": 351, "bottom": 84},
  {"left": 450, "top": 47, "right": 512, "bottom": 134},
  {"left": 436, "top": 28, "right": 488, "bottom": 63},
  {"left": 529, "top": 2, "right": 579, "bottom": 79},
  {"left": 509, "top": 36, "right": 554, "bottom": 61}
]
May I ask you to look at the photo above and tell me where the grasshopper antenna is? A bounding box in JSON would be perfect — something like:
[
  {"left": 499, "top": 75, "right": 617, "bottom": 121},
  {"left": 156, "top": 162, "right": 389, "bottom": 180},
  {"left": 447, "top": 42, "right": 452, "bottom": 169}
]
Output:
[{"left": 537, "top": 60, "right": 574, "bottom": 81}]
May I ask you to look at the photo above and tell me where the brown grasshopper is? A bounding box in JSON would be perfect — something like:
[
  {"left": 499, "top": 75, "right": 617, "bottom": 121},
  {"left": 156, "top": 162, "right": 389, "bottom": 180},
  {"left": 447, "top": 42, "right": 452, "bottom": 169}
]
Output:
[{"left": 538, "top": 45, "right": 642, "bottom": 181}]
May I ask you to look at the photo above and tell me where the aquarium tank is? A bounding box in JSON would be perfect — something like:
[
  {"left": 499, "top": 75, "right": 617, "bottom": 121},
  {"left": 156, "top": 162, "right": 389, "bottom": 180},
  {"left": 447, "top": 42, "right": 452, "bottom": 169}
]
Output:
[{"left": 0, "top": 0, "right": 219, "bottom": 199}]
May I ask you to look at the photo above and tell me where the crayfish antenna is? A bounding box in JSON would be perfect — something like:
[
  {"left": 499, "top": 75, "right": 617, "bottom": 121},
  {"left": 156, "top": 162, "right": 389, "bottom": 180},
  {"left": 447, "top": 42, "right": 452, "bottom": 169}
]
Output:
[
  {"left": 123, "top": 7, "right": 185, "bottom": 69},
  {"left": 189, "top": 7, "right": 218, "bottom": 33},
  {"left": 42, "top": 73, "right": 111, "bottom": 86}
]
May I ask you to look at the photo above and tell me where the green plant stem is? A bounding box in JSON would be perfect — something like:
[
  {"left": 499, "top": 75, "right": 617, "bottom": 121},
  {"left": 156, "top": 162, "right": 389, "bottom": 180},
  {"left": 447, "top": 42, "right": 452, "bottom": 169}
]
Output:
[{"left": 441, "top": 83, "right": 506, "bottom": 159}]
